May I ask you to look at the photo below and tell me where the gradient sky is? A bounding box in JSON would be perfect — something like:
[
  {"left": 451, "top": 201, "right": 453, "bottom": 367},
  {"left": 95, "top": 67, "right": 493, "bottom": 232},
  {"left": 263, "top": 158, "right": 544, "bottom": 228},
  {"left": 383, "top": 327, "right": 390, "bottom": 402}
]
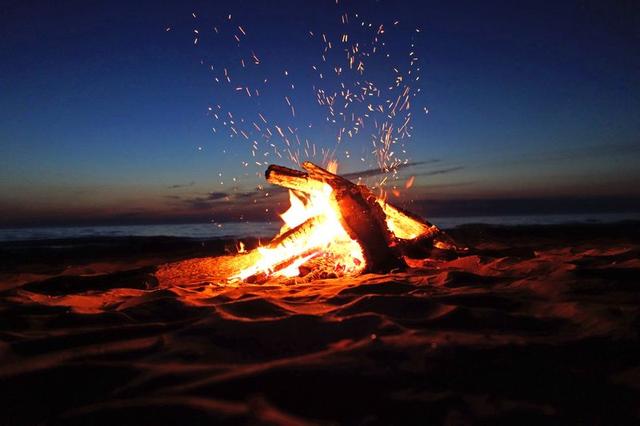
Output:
[{"left": 1, "top": 0, "right": 639, "bottom": 227}]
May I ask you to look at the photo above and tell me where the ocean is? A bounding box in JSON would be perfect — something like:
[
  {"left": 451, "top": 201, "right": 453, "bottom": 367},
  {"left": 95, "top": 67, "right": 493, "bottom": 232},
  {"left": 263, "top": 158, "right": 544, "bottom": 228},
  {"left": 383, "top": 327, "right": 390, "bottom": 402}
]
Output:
[{"left": 1, "top": 213, "right": 638, "bottom": 242}]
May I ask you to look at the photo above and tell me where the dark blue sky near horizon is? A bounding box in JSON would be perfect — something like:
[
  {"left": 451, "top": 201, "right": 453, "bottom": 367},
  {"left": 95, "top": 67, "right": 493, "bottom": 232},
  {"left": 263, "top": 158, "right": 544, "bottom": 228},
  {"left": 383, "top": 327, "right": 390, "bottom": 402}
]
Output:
[{"left": 1, "top": 0, "right": 639, "bottom": 227}]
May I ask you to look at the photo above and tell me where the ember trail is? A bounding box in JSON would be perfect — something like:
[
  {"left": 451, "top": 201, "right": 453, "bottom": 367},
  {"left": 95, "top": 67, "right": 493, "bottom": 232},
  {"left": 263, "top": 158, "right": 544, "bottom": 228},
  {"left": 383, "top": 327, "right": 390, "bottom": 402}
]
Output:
[{"left": 181, "top": 5, "right": 425, "bottom": 205}]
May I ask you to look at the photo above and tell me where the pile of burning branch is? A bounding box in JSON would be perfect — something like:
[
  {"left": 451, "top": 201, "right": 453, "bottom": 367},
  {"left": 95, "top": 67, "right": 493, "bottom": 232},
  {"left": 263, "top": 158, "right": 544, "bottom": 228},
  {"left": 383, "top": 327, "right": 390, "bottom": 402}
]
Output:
[{"left": 233, "top": 162, "right": 455, "bottom": 283}]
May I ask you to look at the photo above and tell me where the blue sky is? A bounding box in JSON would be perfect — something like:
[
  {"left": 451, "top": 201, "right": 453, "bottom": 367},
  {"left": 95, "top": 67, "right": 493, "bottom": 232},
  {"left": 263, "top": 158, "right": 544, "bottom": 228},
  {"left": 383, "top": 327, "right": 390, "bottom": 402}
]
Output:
[{"left": 1, "top": 0, "right": 639, "bottom": 226}]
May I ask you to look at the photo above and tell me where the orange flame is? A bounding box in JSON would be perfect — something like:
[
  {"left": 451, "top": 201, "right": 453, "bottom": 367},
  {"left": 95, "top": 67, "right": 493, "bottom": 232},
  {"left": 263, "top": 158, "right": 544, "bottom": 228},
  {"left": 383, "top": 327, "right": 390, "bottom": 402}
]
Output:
[
  {"left": 234, "top": 183, "right": 365, "bottom": 281},
  {"left": 231, "top": 162, "right": 441, "bottom": 283}
]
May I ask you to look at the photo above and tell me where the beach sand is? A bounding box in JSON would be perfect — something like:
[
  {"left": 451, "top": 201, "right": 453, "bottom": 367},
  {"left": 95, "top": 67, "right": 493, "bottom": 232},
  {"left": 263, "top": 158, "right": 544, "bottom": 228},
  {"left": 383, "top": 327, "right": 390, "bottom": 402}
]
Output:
[{"left": 1, "top": 223, "right": 639, "bottom": 424}]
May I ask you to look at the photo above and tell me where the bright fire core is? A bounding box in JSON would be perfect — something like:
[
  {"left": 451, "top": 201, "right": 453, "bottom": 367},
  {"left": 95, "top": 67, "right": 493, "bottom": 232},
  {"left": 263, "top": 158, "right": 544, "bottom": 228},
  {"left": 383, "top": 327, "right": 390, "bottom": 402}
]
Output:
[{"left": 234, "top": 184, "right": 365, "bottom": 281}]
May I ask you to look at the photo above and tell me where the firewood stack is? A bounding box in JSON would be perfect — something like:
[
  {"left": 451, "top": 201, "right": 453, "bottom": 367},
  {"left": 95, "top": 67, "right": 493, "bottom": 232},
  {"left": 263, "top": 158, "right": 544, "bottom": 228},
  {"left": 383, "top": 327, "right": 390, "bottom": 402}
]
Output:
[{"left": 265, "top": 162, "right": 453, "bottom": 274}]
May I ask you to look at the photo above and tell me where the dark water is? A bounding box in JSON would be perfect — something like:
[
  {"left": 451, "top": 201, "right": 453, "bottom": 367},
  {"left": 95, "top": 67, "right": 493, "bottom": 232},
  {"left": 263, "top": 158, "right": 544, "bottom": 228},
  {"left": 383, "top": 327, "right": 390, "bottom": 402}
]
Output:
[
  {"left": 0, "top": 222, "right": 280, "bottom": 242},
  {"left": 1, "top": 213, "right": 638, "bottom": 241}
]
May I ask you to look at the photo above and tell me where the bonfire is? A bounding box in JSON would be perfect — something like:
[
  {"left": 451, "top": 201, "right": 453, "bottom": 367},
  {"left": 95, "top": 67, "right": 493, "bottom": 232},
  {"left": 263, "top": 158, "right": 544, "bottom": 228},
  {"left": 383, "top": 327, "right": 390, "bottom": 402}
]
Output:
[
  {"left": 157, "top": 162, "right": 455, "bottom": 286},
  {"left": 230, "top": 162, "right": 455, "bottom": 283}
]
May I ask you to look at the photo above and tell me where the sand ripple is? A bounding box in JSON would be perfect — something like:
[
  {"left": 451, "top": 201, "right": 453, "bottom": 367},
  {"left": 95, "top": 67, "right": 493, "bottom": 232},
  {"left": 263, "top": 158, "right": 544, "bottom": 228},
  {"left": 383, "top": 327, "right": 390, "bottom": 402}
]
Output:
[{"left": 1, "top": 224, "right": 639, "bottom": 424}]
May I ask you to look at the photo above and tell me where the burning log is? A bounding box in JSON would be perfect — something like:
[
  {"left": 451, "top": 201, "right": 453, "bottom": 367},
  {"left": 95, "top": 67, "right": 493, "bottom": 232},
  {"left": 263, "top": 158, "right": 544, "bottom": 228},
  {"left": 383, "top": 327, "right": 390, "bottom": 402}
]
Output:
[
  {"left": 303, "top": 162, "right": 405, "bottom": 273},
  {"left": 266, "top": 216, "right": 322, "bottom": 249},
  {"left": 264, "top": 162, "right": 450, "bottom": 275},
  {"left": 244, "top": 247, "right": 322, "bottom": 284},
  {"left": 266, "top": 163, "right": 441, "bottom": 240},
  {"left": 267, "top": 162, "right": 403, "bottom": 272},
  {"left": 265, "top": 165, "right": 327, "bottom": 194}
]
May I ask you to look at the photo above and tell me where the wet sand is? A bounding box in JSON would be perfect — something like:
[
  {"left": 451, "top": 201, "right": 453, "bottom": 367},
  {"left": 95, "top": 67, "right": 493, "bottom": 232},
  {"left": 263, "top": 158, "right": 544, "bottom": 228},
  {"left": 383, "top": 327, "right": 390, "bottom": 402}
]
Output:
[{"left": 1, "top": 223, "right": 639, "bottom": 424}]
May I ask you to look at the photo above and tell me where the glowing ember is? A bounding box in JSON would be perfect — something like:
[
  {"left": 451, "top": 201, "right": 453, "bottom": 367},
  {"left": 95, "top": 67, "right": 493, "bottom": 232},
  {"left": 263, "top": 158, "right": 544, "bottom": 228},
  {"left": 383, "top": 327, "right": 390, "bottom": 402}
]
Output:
[{"left": 378, "top": 200, "right": 440, "bottom": 240}]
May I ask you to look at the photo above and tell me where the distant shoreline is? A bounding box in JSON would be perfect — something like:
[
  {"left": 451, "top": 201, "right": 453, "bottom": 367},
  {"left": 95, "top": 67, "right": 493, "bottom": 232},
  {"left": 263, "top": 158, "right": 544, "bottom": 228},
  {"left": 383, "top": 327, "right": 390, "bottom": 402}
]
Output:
[{"left": 1, "top": 214, "right": 639, "bottom": 242}]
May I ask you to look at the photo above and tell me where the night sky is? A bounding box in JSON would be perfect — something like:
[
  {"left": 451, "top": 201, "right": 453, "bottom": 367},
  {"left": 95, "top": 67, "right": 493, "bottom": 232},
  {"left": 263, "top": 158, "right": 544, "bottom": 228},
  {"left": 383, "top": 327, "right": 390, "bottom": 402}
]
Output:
[{"left": 1, "top": 0, "right": 639, "bottom": 227}]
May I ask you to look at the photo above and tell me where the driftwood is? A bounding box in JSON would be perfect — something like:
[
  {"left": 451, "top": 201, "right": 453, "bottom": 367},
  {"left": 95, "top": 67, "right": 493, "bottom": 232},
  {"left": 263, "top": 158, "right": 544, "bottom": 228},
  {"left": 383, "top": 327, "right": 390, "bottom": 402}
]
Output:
[
  {"left": 265, "top": 165, "right": 327, "bottom": 194},
  {"left": 265, "top": 162, "right": 450, "bottom": 273},
  {"left": 267, "top": 162, "right": 403, "bottom": 272},
  {"left": 245, "top": 247, "right": 322, "bottom": 284},
  {"left": 266, "top": 163, "right": 441, "bottom": 238},
  {"left": 306, "top": 162, "right": 404, "bottom": 272},
  {"left": 266, "top": 217, "right": 322, "bottom": 249}
]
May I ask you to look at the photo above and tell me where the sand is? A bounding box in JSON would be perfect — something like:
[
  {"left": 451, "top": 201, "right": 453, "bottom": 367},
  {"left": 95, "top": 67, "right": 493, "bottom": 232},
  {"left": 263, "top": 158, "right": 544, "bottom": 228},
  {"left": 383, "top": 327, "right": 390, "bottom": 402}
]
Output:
[{"left": 1, "top": 223, "right": 639, "bottom": 424}]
